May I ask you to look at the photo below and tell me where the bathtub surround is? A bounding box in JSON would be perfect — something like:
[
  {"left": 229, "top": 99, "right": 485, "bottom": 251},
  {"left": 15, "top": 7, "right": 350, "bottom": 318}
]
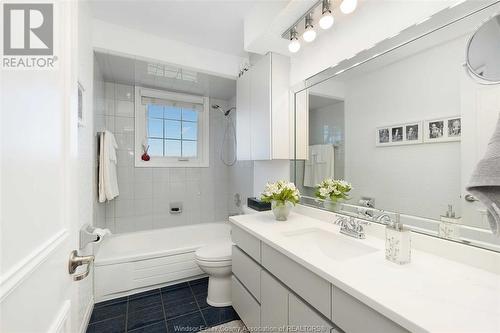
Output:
[
  {"left": 94, "top": 82, "right": 251, "bottom": 233},
  {"left": 86, "top": 278, "right": 239, "bottom": 333}
]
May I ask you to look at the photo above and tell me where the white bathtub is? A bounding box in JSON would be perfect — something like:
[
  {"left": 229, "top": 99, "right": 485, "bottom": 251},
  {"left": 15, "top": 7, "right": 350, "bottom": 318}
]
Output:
[{"left": 94, "top": 222, "right": 231, "bottom": 301}]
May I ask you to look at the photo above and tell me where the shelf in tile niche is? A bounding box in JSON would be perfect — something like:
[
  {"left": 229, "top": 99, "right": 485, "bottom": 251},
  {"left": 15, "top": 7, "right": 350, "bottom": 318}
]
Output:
[{"left": 86, "top": 277, "right": 240, "bottom": 333}]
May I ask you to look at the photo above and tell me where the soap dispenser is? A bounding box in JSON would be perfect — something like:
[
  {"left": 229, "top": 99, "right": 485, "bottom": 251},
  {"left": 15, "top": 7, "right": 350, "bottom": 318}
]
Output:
[{"left": 385, "top": 214, "right": 411, "bottom": 265}]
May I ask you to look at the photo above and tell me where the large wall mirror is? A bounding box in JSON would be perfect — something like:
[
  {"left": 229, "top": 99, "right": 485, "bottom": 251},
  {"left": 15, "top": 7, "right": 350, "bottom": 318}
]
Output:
[{"left": 292, "top": 1, "right": 500, "bottom": 252}]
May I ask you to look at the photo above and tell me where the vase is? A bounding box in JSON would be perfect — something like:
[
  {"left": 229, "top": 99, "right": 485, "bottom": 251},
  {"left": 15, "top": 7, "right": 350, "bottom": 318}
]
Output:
[
  {"left": 271, "top": 200, "right": 293, "bottom": 221},
  {"left": 323, "top": 199, "right": 340, "bottom": 212}
]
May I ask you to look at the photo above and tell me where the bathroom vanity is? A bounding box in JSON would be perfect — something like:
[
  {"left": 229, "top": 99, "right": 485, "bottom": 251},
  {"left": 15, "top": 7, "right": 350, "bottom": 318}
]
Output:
[{"left": 229, "top": 211, "right": 500, "bottom": 333}]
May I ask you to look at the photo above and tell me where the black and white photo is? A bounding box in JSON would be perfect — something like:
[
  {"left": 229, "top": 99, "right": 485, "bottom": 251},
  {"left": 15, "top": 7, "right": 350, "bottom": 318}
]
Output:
[
  {"left": 424, "top": 116, "right": 461, "bottom": 142},
  {"left": 391, "top": 127, "right": 403, "bottom": 142},
  {"left": 448, "top": 118, "right": 461, "bottom": 137},
  {"left": 406, "top": 124, "right": 419, "bottom": 141},
  {"left": 378, "top": 128, "right": 390, "bottom": 143}
]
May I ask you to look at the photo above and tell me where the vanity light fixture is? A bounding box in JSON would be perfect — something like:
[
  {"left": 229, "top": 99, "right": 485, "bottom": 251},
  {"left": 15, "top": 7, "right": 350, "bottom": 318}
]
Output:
[
  {"left": 302, "top": 13, "right": 317, "bottom": 42},
  {"left": 340, "top": 0, "right": 358, "bottom": 14},
  {"left": 288, "top": 28, "right": 301, "bottom": 53},
  {"left": 319, "top": 0, "right": 334, "bottom": 30}
]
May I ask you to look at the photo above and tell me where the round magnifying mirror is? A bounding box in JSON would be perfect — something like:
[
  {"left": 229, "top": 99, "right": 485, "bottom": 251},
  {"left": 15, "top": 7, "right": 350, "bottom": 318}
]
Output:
[{"left": 466, "top": 14, "right": 500, "bottom": 84}]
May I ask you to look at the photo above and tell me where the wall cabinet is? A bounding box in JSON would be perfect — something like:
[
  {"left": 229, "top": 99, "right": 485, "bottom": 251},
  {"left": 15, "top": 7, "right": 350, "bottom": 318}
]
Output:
[
  {"left": 236, "top": 53, "right": 290, "bottom": 161},
  {"left": 231, "top": 225, "right": 409, "bottom": 333}
]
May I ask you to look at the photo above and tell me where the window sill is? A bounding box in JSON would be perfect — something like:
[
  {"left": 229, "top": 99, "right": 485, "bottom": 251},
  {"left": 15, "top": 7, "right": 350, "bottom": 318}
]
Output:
[{"left": 134, "top": 157, "right": 209, "bottom": 168}]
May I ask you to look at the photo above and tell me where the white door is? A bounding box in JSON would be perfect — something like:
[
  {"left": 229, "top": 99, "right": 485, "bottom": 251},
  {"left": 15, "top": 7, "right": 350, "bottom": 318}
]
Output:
[
  {"left": 1, "top": 2, "right": 91, "bottom": 332},
  {"left": 460, "top": 69, "right": 500, "bottom": 229}
]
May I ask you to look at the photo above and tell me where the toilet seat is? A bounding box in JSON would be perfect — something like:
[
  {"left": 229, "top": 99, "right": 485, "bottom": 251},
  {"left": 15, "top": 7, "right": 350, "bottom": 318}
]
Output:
[{"left": 195, "top": 241, "right": 233, "bottom": 262}]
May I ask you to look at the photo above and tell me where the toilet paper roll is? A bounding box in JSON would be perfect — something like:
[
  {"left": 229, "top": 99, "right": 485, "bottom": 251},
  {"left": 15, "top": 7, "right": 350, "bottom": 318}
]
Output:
[{"left": 93, "top": 228, "right": 112, "bottom": 243}]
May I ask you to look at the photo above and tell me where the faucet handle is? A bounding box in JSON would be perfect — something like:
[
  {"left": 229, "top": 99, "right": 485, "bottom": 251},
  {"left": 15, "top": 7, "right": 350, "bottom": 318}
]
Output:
[{"left": 334, "top": 216, "right": 347, "bottom": 225}]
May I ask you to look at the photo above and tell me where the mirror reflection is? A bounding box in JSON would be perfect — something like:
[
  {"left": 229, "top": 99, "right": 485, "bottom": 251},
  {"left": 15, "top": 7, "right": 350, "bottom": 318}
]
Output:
[
  {"left": 466, "top": 14, "right": 500, "bottom": 83},
  {"left": 293, "top": 7, "right": 500, "bottom": 251}
]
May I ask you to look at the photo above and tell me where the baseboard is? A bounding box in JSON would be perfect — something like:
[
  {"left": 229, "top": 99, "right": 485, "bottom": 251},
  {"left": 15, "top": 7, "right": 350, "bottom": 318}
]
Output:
[{"left": 79, "top": 297, "right": 94, "bottom": 333}]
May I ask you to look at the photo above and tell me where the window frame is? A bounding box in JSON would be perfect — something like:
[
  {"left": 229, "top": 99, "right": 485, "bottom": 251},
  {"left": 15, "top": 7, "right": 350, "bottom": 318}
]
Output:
[{"left": 135, "top": 87, "right": 210, "bottom": 168}]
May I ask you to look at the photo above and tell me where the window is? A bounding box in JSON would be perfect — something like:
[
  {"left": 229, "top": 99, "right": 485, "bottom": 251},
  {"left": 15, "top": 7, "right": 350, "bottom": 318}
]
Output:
[{"left": 135, "top": 87, "right": 209, "bottom": 167}]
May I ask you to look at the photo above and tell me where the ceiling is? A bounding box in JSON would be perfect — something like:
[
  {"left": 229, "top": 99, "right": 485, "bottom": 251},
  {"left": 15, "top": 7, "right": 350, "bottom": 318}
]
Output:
[
  {"left": 95, "top": 52, "right": 236, "bottom": 100},
  {"left": 309, "top": 95, "right": 342, "bottom": 110},
  {"left": 89, "top": 0, "right": 258, "bottom": 57}
]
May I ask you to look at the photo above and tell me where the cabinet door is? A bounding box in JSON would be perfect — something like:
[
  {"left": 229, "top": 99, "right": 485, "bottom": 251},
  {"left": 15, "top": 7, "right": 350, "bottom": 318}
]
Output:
[
  {"left": 261, "top": 270, "right": 288, "bottom": 332},
  {"left": 250, "top": 54, "right": 272, "bottom": 160},
  {"left": 289, "top": 293, "right": 332, "bottom": 333},
  {"left": 236, "top": 70, "right": 252, "bottom": 160}
]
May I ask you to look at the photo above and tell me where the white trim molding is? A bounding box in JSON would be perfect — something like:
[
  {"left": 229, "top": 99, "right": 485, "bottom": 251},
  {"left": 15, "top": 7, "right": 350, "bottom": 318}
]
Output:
[
  {"left": 0, "top": 229, "right": 69, "bottom": 301},
  {"left": 48, "top": 300, "right": 71, "bottom": 333},
  {"left": 79, "top": 297, "right": 94, "bottom": 333}
]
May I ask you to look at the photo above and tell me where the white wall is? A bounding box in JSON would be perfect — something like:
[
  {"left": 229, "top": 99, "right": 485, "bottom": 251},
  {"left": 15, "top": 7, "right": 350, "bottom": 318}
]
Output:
[
  {"left": 92, "top": 20, "right": 246, "bottom": 79},
  {"left": 99, "top": 83, "right": 234, "bottom": 233},
  {"left": 344, "top": 35, "right": 466, "bottom": 220},
  {"left": 290, "top": 0, "right": 460, "bottom": 84}
]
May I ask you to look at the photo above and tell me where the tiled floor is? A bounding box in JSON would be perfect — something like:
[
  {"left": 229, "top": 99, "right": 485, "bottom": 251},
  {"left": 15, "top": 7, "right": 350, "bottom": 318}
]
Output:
[{"left": 87, "top": 278, "right": 239, "bottom": 333}]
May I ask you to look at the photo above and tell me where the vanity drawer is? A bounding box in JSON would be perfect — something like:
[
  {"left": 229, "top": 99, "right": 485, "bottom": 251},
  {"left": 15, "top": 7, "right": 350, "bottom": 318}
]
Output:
[
  {"left": 261, "top": 243, "right": 331, "bottom": 319},
  {"left": 232, "top": 245, "right": 261, "bottom": 301},
  {"left": 232, "top": 275, "right": 260, "bottom": 328},
  {"left": 332, "top": 286, "right": 409, "bottom": 333},
  {"left": 231, "top": 226, "right": 261, "bottom": 262},
  {"left": 289, "top": 293, "right": 333, "bottom": 333}
]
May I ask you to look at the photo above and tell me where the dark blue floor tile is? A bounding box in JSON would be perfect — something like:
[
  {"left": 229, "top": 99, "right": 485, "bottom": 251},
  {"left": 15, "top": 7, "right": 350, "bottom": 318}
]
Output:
[
  {"left": 129, "top": 289, "right": 160, "bottom": 300},
  {"left": 90, "top": 301, "right": 127, "bottom": 324},
  {"left": 127, "top": 305, "right": 165, "bottom": 331},
  {"left": 129, "top": 293, "right": 162, "bottom": 313},
  {"left": 161, "top": 282, "right": 189, "bottom": 292},
  {"left": 162, "top": 286, "right": 194, "bottom": 303},
  {"left": 201, "top": 306, "right": 239, "bottom": 327},
  {"left": 189, "top": 283, "right": 208, "bottom": 296},
  {"left": 188, "top": 277, "right": 208, "bottom": 286},
  {"left": 86, "top": 316, "right": 126, "bottom": 333},
  {"left": 94, "top": 296, "right": 128, "bottom": 309},
  {"left": 128, "top": 321, "right": 168, "bottom": 333},
  {"left": 194, "top": 293, "right": 209, "bottom": 309},
  {"left": 164, "top": 296, "right": 199, "bottom": 319},
  {"left": 167, "top": 312, "right": 206, "bottom": 333}
]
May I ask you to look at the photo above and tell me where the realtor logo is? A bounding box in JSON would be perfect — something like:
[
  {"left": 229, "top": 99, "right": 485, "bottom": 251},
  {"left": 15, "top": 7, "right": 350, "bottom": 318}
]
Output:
[
  {"left": 3, "top": 3, "right": 53, "bottom": 55},
  {"left": 2, "top": 3, "right": 57, "bottom": 69}
]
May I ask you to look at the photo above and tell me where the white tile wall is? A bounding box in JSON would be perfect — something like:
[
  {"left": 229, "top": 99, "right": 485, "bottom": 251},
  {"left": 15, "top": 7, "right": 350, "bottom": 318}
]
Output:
[{"left": 99, "top": 83, "right": 246, "bottom": 233}]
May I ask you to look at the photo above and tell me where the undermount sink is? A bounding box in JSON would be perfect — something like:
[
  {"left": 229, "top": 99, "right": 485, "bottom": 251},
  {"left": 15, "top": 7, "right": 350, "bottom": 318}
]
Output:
[{"left": 282, "top": 228, "right": 378, "bottom": 261}]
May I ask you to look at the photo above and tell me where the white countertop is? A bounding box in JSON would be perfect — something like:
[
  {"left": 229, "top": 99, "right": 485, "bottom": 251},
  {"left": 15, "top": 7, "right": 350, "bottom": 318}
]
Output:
[{"left": 229, "top": 211, "right": 500, "bottom": 333}]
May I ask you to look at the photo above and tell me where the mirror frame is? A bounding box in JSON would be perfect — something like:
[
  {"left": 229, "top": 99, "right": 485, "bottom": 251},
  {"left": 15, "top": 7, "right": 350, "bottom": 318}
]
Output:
[{"left": 291, "top": 0, "right": 500, "bottom": 253}]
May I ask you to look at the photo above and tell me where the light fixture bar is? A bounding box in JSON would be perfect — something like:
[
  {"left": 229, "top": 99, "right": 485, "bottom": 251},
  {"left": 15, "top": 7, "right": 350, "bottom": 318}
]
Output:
[{"left": 281, "top": 0, "right": 322, "bottom": 39}]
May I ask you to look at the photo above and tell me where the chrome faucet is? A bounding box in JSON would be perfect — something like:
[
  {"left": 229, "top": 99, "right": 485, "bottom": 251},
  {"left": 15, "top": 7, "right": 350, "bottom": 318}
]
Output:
[
  {"left": 334, "top": 216, "right": 368, "bottom": 239},
  {"left": 375, "top": 213, "right": 393, "bottom": 224}
]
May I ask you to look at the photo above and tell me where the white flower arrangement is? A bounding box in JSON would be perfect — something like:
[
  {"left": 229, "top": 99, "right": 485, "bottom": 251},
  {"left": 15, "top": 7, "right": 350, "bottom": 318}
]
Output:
[
  {"left": 315, "top": 178, "right": 352, "bottom": 202},
  {"left": 261, "top": 180, "right": 300, "bottom": 205}
]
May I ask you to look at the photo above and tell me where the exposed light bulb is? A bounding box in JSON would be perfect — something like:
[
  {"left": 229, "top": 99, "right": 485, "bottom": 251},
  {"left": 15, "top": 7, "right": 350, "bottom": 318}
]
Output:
[
  {"left": 288, "top": 38, "right": 300, "bottom": 53},
  {"left": 302, "top": 26, "right": 317, "bottom": 42},
  {"left": 288, "top": 29, "right": 301, "bottom": 53},
  {"left": 340, "top": 0, "right": 357, "bottom": 14},
  {"left": 319, "top": 10, "right": 334, "bottom": 30}
]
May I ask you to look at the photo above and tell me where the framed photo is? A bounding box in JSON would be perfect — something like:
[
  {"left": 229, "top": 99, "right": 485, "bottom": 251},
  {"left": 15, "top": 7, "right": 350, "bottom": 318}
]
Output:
[
  {"left": 376, "top": 122, "right": 422, "bottom": 147},
  {"left": 78, "top": 81, "right": 85, "bottom": 127},
  {"left": 424, "top": 116, "right": 461, "bottom": 143}
]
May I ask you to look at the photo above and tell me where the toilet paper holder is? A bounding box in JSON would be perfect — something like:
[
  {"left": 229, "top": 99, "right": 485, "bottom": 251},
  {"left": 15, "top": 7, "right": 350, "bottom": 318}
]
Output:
[{"left": 79, "top": 225, "right": 100, "bottom": 249}]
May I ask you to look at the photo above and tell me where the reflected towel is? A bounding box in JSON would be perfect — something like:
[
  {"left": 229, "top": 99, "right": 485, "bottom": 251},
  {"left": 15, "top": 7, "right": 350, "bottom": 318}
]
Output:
[
  {"left": 303, "top": 144, "right": 335, "bottom": 188},
  {"left": 466, "top": 116, "right": 500, "bottom": 236},
  {"left": 98, "top": 130, "right": 119, "bottom": 202}
]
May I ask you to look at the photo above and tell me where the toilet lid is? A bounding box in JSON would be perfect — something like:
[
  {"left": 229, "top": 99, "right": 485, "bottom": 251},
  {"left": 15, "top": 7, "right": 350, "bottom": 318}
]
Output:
[{"left": 195, "top": 241, "right": 233, "bottom": 261}]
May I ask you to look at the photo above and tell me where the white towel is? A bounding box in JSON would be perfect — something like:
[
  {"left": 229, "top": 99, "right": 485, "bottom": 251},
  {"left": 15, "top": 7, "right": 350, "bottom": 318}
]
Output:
[
  {"left": 303, "top": 144, "right": 335, "bottom": 187},
  {"left": 466, "top": 116, "right": 500, "bottom": 236},
  {"left": 98, "top": 131, "right": 119, "bottom": 202}
]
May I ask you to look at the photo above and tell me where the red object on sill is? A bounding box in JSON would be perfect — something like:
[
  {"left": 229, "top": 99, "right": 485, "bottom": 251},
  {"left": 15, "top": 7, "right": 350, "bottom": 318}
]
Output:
[{"left": 141, "top": 152, "right": 150, "bottom": 161}]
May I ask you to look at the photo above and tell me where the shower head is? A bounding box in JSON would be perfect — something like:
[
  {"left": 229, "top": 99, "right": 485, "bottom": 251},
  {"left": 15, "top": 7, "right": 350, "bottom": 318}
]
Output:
[{"left": 211, "top": 104, "right": 235, "bottom": 117}]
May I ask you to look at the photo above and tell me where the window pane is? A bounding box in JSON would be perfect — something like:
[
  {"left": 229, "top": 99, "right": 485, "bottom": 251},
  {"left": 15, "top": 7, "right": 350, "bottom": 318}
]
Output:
[
  {"left": 148, "top": 118, "right": 163, "bottom": 138},
  {"left": 165, "top": 120, "right": 181, "bottom": 139},
  {"left": 182, "top": 141, "right": 197, "bottom": 157},
  {"left": 165, "top": 140, "right": 181, "bottom": 157},
  {"left": 165, "top": 106, "right": 181, "bottom": 120},
  {"left": 182, "top": 121, "right": 197, "bottom": 140},
  {"left": 148, "top": 105, "right": 163, "bottom": 119},
  {"left": 148, "top": 138, "right": 163, "bottom": 156},
  {"left": 182, "top": 109, "right": 198, "bottom": 122}
]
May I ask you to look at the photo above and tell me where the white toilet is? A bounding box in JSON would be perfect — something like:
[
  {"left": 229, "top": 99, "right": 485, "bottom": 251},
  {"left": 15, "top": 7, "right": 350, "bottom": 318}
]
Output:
[{"left": 195, "top": 240, "right": 233, "bottom": 307}]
